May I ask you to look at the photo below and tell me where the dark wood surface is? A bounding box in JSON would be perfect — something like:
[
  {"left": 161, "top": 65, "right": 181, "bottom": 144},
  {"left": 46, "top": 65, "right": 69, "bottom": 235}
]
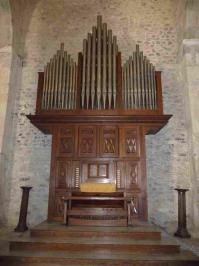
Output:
[{"left": 0, "top": 221, "right": 198, "bottom": 266}]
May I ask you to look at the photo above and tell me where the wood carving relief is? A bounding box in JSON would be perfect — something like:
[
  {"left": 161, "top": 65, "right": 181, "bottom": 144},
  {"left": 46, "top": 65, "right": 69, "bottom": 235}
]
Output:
[
  {"left": 54, "top": 194, "right": 64, "bottom": 218},
  {"left": 56, "top": 160, "right": 71, "bottom": 188},
  {"left": 59, "top": 127, "right": 75, "bottom": 156},
  {"left": 79, "top": 127, "right": 96, "bottom": 157},
  {"left": 100, "top": 127, "right": 118, "bottom": 157},
  {"left": 126, "top": 162, "right": 139, "bottom": 189},
  {"left": 121, "top": 128, "right": 139, "bottom": 157}
]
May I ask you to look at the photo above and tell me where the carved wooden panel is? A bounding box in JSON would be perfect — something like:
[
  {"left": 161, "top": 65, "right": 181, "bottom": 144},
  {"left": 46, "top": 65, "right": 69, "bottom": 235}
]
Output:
[
  {"left": 100, "top": 127, "right": 118, "bottom": 157},
  {"left": 55, "top": 160, "right": 71, "bottom": 189},
  {"left": 78, "top": 126, "right": 96, "bottom": 157},
  {"left": 120, "top": 127, "right": 140, "bottom": 157},
  {"left": 54, "top": 192, "right": 65, "bottom": 218},
  {"left": 58, "top": 127, "right": 75, "bottom": 157},
  {"left": 125, "top": 161, "right": 140, "bottom": 189}
]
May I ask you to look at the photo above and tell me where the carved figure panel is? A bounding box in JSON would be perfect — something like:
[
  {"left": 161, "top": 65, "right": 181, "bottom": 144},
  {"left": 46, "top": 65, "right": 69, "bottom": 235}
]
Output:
[
  {"left": 58, "top": 127, "right": 75, "bottom": 157},
  {"left": 79, "top": 127, "right": 96, "bottom": 157},
  {"left": 100, "top": 127, "right": 118, "bottom": 157}
]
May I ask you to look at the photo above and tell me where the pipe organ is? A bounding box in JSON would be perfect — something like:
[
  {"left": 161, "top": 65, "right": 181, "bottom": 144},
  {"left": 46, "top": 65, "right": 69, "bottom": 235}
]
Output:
[
  {"left": 42, "top": 44, "right": 77, "bottom": 110},
  {"left": 28, "top": 16, "right": 171, "bottom": 223}
]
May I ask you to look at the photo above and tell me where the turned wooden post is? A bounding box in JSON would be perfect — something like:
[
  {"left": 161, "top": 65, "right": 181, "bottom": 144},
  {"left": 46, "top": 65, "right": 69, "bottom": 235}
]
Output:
[
  {"left": 174, "top": 188, "right": 191, "bottom": 238},
  {"left": 15, "top": 186, "right": 32, "bottom": 232}
]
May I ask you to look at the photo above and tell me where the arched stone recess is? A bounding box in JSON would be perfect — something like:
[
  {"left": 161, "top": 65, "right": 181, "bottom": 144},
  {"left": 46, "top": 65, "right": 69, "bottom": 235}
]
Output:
[
  {"left": 0, "top": 0, "right": 41, "bottom": 225},
  {"left": 1, "top": 0, "right": 197, "bottom": 234},
  {"left": 0, "top": 0, "right": 13, "bottom": 225}
]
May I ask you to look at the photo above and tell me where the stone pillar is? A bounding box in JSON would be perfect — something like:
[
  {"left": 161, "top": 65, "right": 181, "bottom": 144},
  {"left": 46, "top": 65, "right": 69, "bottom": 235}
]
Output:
[{"left": 182, "top": 39, "right": 199, "bottom": 236}]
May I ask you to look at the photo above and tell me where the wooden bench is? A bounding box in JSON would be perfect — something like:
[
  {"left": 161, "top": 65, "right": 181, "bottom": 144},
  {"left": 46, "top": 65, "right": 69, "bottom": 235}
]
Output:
[{"left": 62, "top": 192, "right": 134, "bottom": 226}]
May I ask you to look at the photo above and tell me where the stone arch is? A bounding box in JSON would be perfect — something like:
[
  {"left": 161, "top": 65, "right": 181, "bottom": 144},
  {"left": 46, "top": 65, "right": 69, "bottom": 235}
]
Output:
[{"left": 0, "top": 0, "right": 41, "bottom": 225}]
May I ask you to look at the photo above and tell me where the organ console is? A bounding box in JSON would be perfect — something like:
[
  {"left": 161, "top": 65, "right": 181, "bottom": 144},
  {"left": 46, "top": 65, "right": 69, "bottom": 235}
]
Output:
[{"left": 27, "top": 16, "right": 171, "bottom": 224}]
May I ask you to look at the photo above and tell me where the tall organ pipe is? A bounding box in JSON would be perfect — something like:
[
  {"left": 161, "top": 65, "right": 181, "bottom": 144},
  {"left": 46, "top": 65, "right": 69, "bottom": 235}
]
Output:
[
  {"left": 47, "top": 59, "right": 52, "bottom": 109},
  {"left": 42, "top": 65, "right": 47, "bottom": 109},
  {"left": 86, "top": 33, "right": 91, "bottom": 108},
  {"left": 91, "top": 26, "right": 96, "bottom": 109},
  {"left": 50, "top": 56, "right": 56, "bottom": 109},
  {"left": 102, "top": 23, "right": 107, "bottom": 109},
  {"left": 108, "top": 29, "right": 112, "bottom": 109},
  {"left": 133, "top": 52, "right": 137, "bottom": 108},
  {"left": 113, "top": 36, "right": 117, "bottom": 108},
  {"left": 129, "top": 56, "right": 133, "bottom": 109},
  {"left": 97, "top": 15, "right": 102, "bottom": 109},
  {"left": 153, "top": 66, "right": 157, "bottom": 109},
  {"left": 140, "top": 51, "right": 145, "bottom": 108},
  {"left": 65, "top": 55, "right": 70, "bottom": 109},
  {"left": 136, "top": 45, "right": 141, "bottom": 108},
  {"left": 61, "top": 51, "right": 67, "bottom": 108},
  {"left": 58, "top": 44, "right": 64, "bottom": 108},
  {"left": 82, "top": 39, "right": 87, "bottom": 108}
]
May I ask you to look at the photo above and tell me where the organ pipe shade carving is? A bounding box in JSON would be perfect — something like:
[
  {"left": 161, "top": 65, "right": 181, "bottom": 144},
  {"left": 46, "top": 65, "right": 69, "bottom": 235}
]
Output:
[
  {"left": 42, "top": 43, "right": 77, "bottom": 110},
  {"left": 123, "top": 45, "right": 157, "bottom": 110},
  {"left": 81, "top": 16, "right": 118, "bottom": 110}
]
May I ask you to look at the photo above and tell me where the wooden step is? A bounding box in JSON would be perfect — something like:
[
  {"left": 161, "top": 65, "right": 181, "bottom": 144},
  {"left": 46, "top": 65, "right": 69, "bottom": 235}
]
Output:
[
  {"left": 31, "top": 222, "right": 161, "bottom": 240},
  {"left": 68, "top": 217, "right": 127, "bottom": 226},
  {"left": 9, "top": 237, "right": 180, "bottom": 254},
  {"left": 0, "top": 250, "right": 199, "bottom": 266},
  {"left": 68, "top": 207, "right": 126, "bottom": 216}
]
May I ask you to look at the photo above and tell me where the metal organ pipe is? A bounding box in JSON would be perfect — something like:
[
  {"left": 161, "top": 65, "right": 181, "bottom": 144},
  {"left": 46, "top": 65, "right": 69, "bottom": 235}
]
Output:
[
  {"left": 102, "top": 23, "right": 107, "bottom": 109},
  {"left": 140, "top": 51, "right": 144, "bottom": 108},
  {"left": 97, "top": 15, "right": 102, "bottom": 109},
  {"left": 61, "top": 51, "right": 67, "bottom": 108},
  {"left": 86, "top": 33, "right": 91, "bottom": 109},
  {"left": 91, "top": 26, "right": 96, "bottom": 109},
  {"left": 108, "top": 29, "right": 112, "bottom": 109},
  {"left": 129, "top": 56, "right": 133, "bottom": 109},
  {"left": 133, "top": 52, "right": 137, "bottom": 109},
  {"left": 113, "top": 36, "right": 117, "bottom": 108},
  {"left": 122, "top": 45, "right": 157, "bottom": 110},
  {"left": 41, "top": 43, "right": 77, "bottom": 110},
  {"left": 82, "top": 39, "right": 87, "bottom": 108}
]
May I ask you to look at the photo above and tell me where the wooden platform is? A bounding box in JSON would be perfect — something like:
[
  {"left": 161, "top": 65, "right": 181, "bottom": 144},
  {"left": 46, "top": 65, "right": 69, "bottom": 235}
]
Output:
[{"left": 0, "top": 221, "right": 199, "bottom": 265}]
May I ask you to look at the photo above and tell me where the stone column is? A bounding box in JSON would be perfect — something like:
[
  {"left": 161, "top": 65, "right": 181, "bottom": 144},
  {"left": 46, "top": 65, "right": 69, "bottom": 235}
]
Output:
[{"left": 182, "top": 39, "right": 199, "bottom": 237}]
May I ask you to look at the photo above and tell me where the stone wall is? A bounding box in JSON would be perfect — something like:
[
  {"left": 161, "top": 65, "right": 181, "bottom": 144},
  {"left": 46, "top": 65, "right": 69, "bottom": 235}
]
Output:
[
  {"left": 0, "top": 0, "right": 12, "bottom": 224},
  {"left": 1, "top": 0, "right": 197, "bottom": 234}
]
